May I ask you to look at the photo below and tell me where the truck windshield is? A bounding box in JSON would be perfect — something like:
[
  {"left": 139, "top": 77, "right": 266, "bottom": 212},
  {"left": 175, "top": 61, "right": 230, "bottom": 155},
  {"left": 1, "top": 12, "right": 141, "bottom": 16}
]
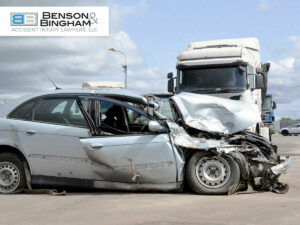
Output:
[{"left": 177, "top": 66, "right": 247, "bottom": 93}]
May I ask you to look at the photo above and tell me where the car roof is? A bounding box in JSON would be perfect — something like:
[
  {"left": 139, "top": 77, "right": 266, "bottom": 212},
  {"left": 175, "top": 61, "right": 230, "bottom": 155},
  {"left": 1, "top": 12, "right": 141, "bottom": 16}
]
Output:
[{"left": 0, "top": 88, "right": 147, "bottom": 118}]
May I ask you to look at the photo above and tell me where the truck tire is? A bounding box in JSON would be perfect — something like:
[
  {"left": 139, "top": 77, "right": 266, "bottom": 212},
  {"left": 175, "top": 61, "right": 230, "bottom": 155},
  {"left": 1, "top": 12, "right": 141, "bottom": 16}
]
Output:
[
  {"left": 186, "top": 151, "right": 240, "bottom": 195},
  {"left": 0, "top": 153, "right": 26, "bottom": 194},
  {"left": 282, "top": 130, "right": 289, "bottom": 136}
]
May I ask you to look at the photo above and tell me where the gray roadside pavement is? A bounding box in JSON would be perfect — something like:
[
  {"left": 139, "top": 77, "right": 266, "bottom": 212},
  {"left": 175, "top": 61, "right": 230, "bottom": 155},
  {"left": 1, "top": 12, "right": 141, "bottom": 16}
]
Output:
[{"left": 0, "top": 134, "right": 299, "bottom": 225}]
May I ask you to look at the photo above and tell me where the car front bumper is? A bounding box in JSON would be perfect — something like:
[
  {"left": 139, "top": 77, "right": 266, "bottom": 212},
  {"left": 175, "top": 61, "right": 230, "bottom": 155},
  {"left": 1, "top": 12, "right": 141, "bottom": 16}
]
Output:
[{"left": 271, "top": 156, "right": 292, "bottom": 175}]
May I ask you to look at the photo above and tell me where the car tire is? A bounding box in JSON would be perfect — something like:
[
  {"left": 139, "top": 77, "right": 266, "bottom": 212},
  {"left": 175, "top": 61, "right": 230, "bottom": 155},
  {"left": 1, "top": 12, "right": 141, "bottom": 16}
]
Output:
[
  {"left": 186, "top": 151, "right": 240, "bottom": 195},
  {"left": 0, "top": 153, "right": 26, "bottom": 194},
  {"left": 282, "top": 130, "right": 289, "bottom": 136}
]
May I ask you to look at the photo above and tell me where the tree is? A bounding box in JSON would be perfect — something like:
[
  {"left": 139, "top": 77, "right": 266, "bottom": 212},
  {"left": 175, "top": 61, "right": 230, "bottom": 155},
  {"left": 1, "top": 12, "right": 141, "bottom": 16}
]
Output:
[{"left": 280, "top": 117, "right": 294, "bottom": 122}]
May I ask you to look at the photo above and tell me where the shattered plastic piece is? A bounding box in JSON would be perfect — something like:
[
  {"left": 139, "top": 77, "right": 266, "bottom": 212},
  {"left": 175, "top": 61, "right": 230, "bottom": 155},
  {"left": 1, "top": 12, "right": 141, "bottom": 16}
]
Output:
[
  {"left": 167, "top": 121, "right": 230, "bottom": 149},
  {"left": 171, "top": 92, "right": 261, "bottom": 134},
  {"left": 271, "top": 182, "right": 289, "bottom": 194}
]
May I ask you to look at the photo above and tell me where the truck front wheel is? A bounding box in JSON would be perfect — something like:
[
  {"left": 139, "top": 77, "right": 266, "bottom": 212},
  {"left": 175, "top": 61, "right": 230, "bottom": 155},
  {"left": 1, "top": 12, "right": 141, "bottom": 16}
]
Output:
[{"left": 186, "top": 151, "right": 240, "bottom": 195}]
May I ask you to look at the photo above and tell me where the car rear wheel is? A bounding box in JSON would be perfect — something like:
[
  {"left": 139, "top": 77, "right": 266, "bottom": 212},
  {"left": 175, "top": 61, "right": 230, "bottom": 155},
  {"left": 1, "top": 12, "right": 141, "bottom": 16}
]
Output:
[
  {"left": 282, "top": 130, "right": 289, "bottom": 136},
  {"left": 186, "top": 151, "right": 240, "bottom": 195},
  {"left": 0, "top": 153, "right": 26, "bottom": 194}
]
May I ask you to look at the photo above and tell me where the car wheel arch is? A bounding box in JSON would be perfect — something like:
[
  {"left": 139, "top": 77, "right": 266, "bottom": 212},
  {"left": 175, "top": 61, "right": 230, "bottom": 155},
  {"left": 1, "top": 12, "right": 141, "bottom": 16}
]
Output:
[
  {"left": 281, "top": 129, "right": 289, "bottom": 135},
  {"left": 0, "top": 145, "right": 32, "bottom": 188}
]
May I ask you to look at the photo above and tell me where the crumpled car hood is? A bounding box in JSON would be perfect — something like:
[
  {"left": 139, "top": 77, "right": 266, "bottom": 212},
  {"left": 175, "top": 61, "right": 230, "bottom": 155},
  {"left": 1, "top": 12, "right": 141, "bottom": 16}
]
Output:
[{"left": 171, "top": 92, "right": 261, "bottom": 134}]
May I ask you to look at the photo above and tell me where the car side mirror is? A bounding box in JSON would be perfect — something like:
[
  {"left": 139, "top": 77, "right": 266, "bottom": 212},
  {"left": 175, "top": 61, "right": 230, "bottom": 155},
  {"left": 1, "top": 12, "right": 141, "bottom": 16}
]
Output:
[{"left": 148, "top": 121, "right": 167, "bottom": 133}]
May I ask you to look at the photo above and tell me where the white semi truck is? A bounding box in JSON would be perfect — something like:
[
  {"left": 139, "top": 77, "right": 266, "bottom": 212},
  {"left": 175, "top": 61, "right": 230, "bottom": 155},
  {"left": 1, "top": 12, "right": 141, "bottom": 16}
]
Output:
[{"left": 167, "top": 37, "right": 272, "bottom": 139}]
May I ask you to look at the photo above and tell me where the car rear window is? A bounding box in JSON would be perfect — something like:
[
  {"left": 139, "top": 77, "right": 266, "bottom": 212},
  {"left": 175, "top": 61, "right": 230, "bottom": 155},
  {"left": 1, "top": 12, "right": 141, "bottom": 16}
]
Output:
[
  {"left": 33, "top": 98, "right": 88, "bottom": 127},
  {"left": 8, "top": 98, "right": 37, "bottom": 120}
]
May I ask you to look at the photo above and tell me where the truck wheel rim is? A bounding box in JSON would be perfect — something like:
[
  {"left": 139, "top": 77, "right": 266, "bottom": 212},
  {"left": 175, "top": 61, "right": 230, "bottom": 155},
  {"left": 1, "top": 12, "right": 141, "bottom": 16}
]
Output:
[
  {"left": 196, "top": 156, "right": 231, "bottom": 189},
  {"left": 0, "top": 162, "right": 20, "bottom": 193}
]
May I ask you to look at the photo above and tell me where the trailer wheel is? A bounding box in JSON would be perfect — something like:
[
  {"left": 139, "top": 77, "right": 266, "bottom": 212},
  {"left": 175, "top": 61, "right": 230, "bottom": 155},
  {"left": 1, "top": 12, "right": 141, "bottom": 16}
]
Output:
[
  {"left": 282, "top": 130, "right": 289, "bottom": 136},
  {"left": 0, "top": 153, "right": 26, "bottom": 194},
  {"left": 186, "top": 151, "right": 240, "bottom": 195}
]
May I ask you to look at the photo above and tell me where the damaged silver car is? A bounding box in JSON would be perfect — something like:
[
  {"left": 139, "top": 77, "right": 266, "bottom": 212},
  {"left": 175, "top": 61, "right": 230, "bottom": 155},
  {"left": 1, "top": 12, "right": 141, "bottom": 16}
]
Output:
[{"left": 0, "top": 88, "right": 290, "bottom": 194}]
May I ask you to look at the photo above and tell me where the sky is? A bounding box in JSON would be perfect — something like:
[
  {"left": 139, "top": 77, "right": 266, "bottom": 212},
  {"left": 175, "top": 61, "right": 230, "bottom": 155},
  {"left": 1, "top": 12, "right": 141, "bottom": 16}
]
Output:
[{"left": 0, "top": 0, "right": 300, "bottom": 119}]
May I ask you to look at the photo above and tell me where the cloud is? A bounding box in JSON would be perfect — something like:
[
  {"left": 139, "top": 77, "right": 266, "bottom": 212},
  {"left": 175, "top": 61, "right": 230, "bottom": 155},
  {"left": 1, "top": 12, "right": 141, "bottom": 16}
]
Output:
[
  {"left": 0, "top": 0, "right": 166, "bottom": 103},
  {"left": 268, "top": 36, "right": 300, "bottom": 119},
  {"left": 257, "top": 0, "right": 280, "bottom": 11}
]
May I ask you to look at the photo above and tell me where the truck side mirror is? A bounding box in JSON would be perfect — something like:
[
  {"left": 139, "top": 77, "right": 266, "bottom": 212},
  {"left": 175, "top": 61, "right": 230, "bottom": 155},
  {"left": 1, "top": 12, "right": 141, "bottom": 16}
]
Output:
[
  {"left": 273, "top": 101, "right": 277, "bottom": 110},
  {"left": 255, "top": 74, "right": 264, "bottom": 89},
  {"left": 248, "top": 74, "right": 264, "bottom": 89},
  {"left": 256, "top": 67, "right": 264, "bottom": 74},
  {"left": 248, "top": 74, "right": 255, "bottom": 89},
  {"left": 168, "top": 78, "right": 174, "bottom": 93},
  {"left": 167, "top": 72, "right": 174, "bottom": 93}
]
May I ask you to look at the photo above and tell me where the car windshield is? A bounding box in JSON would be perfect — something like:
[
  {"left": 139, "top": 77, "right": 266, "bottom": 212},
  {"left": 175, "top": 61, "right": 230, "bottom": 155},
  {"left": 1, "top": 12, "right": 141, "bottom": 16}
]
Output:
[
  {"left": 177, "top": 66, "right": 247, "bottom": 93},
  {"left": 151, "top": 97, "right": 174, "bottom": 120}
]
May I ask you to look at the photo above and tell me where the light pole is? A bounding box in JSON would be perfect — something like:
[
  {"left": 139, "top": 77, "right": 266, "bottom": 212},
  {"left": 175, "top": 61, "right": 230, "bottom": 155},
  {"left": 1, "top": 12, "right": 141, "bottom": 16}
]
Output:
[{"left": 108, "top": 48, "right": 127, "bottom": 89}]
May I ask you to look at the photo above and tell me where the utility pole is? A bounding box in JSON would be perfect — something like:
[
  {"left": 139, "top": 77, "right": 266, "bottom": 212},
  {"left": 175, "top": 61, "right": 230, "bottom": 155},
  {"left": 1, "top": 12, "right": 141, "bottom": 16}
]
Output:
[{"left": 108, "top": 48, "right": 128, "bottom": 89}]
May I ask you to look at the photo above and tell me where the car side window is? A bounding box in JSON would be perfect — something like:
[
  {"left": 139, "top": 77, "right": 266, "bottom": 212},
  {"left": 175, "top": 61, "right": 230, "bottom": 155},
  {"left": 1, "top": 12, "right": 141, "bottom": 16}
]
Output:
[
  {"left": 99, "top": 100, "right": 128, "bottom": 133},
  {"left": 98, "top": 100, "right": 151, "bottom": 134},
  {"left": 8, "top": 98, "right": 37, "bottom": 120},
  {"left": 125, "top": 107, "right": 150, "bottom": 133},
  {"left": 33, "top": 98, "right": 88, "bottom": 127}
]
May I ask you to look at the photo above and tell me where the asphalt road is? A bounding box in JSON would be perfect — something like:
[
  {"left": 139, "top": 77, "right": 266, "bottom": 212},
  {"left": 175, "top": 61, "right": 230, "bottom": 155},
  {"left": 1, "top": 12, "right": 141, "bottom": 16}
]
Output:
[
  {"left": 1, "top": 134, "right": 300, "bottom": 225},
  {"left": 273, "top": 134, "right": 300, "bottom": 156}
]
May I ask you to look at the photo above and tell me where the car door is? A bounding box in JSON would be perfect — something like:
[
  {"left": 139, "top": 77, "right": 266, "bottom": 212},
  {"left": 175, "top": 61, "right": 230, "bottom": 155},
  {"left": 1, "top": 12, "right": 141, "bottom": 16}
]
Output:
[
  {"left": 79, "top": 97, "right": 178, "bottom": 184},
  {"left": 295, "top": 124, "right": 300, "bottom": 134},
  {"left": 289, "top": 125, "right": 297, "bottom": 134},
  {"left": 11, "top": 95, "right": 95, "bottom": 180}
]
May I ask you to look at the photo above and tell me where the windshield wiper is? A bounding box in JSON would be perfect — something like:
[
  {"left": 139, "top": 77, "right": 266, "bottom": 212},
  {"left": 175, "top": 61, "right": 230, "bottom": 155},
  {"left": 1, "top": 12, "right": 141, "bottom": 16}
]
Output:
[
  {"left": 217, "top": 88, "right": 244, "bottom": 93},
  {"left": 186, "top": 88, "right": 218, "bottom": 94}
]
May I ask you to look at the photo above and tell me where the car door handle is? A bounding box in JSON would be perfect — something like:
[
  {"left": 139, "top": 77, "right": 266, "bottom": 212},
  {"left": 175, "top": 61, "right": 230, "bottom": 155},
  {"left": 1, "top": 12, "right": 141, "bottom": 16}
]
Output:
[
  {"left": 26, "top": 129, "right": 36, "bottom": 135},
  {"left": 88, "top": 144, "right": 104, "bottom": 150}
]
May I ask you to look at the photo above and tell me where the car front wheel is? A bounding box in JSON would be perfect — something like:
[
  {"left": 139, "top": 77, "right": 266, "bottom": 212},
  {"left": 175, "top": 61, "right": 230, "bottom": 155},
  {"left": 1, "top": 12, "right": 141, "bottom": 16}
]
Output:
[
  {"left": 282, "top": 130, "right": 289, "bottom": 136},
  {"left": 0, "top": 153, "right": 26, "bottom": 194},
  {"left": 186, "top": 151, "right": 240, "bottom": 195}
]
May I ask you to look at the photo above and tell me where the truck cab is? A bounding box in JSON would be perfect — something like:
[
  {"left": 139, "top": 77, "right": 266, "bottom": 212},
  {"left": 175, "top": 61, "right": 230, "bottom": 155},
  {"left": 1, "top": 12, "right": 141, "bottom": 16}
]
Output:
[{"left": 168, "top": 38, "right": 270, "bottom": 137}]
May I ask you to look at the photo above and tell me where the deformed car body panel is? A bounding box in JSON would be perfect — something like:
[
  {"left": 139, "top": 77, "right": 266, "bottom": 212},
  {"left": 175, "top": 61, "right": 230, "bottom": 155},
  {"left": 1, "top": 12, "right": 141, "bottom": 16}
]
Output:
[
  {"left": 167, "top": 121, "right": 230, "bottom": 149},
  {"left": 164, "top": 92, "right": 291, "bottom": 193},
  {"left": 171, "top": 92, "right": 261, "bottom": 134},
  {"left": 79, "top": 134, "right": 178, "bottom": 184}
]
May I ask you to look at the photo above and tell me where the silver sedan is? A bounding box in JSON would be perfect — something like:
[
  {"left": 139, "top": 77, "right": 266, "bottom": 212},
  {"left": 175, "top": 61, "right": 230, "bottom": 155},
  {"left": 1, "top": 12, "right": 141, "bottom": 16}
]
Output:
[{"left": 0, "top": 88, "right": 291, "bottom": 195}]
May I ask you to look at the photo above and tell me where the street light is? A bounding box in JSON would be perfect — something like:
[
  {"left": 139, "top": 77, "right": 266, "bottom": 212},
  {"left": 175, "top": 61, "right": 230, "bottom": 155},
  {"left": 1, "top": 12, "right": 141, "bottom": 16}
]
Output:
[{"left": 108, "top": 48, "right": 128, "bottom": 89}]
